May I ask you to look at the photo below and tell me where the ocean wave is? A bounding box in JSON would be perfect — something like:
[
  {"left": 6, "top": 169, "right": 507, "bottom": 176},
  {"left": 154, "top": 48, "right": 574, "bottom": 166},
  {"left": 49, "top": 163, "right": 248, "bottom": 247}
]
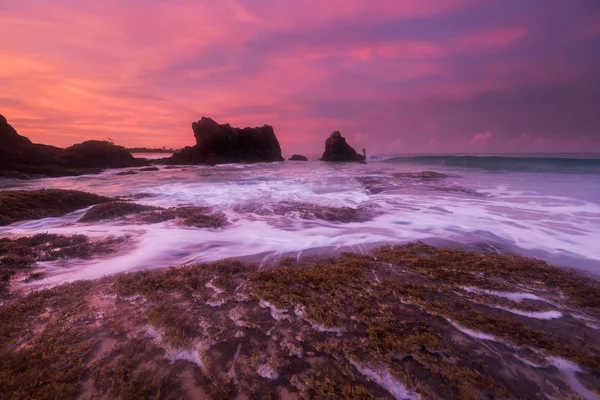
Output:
[{"left": 377, "top": 155, "right": 600, "bottom": 174}]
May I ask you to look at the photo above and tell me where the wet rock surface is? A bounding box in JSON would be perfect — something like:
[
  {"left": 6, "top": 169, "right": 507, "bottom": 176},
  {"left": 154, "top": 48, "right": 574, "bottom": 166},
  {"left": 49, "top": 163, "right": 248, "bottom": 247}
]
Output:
[
  {"left": 169, "top": 117, "right": 284, "bottom": 165},
  {"left": 1, "top": 242, "right": 599, "bottom": 399},
  {"left": 79, "top": 202, "right": 161, "bottom": 223},
  {"left": 236, "top": 201, "right": 378, "bottom": 223},
  {"left": 0, "top": 233, "right": 126, "bottom": 297},
  {"left": 0, "top": 189, "right": 112, "bottom": 226},
  {"left": 79, "top": 202, "right": 228, "bottom": 228}
]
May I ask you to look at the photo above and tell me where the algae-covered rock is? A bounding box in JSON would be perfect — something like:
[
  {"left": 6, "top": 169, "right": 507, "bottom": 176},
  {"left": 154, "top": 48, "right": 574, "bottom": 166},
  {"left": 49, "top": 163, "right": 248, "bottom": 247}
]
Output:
[{"left": 0, "top": 189, "right": 112, "bottom": 226}]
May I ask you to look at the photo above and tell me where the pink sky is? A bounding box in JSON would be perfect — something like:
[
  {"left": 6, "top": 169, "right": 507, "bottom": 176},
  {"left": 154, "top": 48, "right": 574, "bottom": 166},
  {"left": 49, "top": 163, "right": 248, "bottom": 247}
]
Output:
[{"left": 1, "top": 0, "right": 599, "bottom": 153}]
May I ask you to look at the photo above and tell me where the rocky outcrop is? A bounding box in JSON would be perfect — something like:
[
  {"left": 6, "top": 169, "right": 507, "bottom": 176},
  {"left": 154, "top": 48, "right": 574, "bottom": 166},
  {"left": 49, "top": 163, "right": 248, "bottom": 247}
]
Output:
[
  {"left": 0, "top": 114, "right": 144, "bottom": 178},
  {"left": 58, "top": 141, "right": 139, "bottom": 169},
  {"left": 169, "top": 117, "right": 284, "bottom": 165},
  {"left": 320, "top": 131, "right": 365, "bottom": 162},
  {"left": 0, "top": 114, "right": 62, "bottom": 170},
  {"left": 288, "top": 154, "right": 308, "bottom": 161}
]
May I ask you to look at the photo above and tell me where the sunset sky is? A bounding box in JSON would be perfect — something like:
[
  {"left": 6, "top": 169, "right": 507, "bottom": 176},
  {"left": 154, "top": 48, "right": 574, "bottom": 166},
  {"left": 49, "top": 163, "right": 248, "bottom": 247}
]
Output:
[{"left": 1, "top": 0, "right": 599, "bottom": 154}]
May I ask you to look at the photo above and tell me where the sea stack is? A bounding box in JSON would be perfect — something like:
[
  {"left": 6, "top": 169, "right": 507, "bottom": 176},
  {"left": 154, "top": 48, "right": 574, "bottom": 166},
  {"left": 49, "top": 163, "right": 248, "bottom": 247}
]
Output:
[
  {"left": 320, "top": 131, "right": 365, "bottom": 162},
  {"left": 169, "top": 117, "right": 284, "bottom": 164}
]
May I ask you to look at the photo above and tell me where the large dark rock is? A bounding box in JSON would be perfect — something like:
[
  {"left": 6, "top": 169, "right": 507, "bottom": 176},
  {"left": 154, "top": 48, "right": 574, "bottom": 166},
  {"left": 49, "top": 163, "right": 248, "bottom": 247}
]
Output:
[
  {"left": 0, "top": 114, "right": 143, "bottom": 178},
  {"left": 0, "top": 114, "right": 64, "bottom": 171},
  {"left": 289, "top": 154, "right": 308, "bottom": 161},
  {"left": 58, "top": 141, "right": 140, "bottom": 169},
  {"left": 320, "top": 131, "right": 365, "bottom": 162},
  {"left": 169, "top": 117, "right": 284, "bottom": 165}
]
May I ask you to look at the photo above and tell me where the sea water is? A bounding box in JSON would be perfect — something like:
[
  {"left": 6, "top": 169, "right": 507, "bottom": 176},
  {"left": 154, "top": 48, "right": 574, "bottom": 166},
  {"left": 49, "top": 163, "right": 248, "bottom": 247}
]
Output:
[{"left": 1, "top": 154, "right": 599, "bottom": 286}]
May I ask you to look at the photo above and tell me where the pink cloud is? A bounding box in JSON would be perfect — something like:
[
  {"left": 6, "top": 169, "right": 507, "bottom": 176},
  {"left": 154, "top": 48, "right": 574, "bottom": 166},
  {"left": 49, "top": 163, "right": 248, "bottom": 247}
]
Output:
[
  {"left": 470, "top": 131, "right": 493, "bottom": 146},
  {"left": 0, "top": 0, "right": 598, "bottom": 153}
]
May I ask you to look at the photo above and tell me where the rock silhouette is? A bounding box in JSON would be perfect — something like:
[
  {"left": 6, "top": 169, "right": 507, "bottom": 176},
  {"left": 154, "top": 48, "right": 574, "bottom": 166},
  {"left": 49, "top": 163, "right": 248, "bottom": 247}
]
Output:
[
  {"left": 169, "top": 117, "right": 284, "bottom": 165},
  {"left": 320, "top": 131, "right": 365, "bottom": 162},
  {"left": 0, "top": 114, "right": 143, "bottom": 178},
  {"left": 288, "top": 154, "right": 308, "bottom": 161}
]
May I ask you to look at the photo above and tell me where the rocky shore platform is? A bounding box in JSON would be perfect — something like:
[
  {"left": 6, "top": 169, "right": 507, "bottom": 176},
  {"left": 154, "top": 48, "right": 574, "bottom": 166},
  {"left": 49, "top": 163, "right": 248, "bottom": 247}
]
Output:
[{"left": 1, "top": 240, "right": 599, "bottom": 399}]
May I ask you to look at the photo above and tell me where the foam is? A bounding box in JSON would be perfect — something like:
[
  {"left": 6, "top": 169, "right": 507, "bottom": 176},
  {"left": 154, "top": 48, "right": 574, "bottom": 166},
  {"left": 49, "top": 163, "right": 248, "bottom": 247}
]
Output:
[
  {"left": 142, "top": 325, "right": 207, "bottom": 370},
  {"left": 446, "top": 319, "right": 500, "bottom": 342},
  {"left": 3, "top": 159, "right": 599, "bottom": 290},
  {"left": 349, "top": 360, "right": 420, "bottom": 400},
  {"left": 294, "top": 304, "right": 344, "bottom": 335},
  {"left": 493, "top": 306, "right": 563, "bottom": 320},
  {"left": 205, "top": 280, "right": 224, "bottom": 294},
  {"left": 461, "top": 287, "right": 544, "bottom": 302},
  {"left": 256, "top": 363, "right": 279, "bottom": 380},
  {"left": 547, "top": 357, "right": 600, "bottom": 400},
  {"left": 259, "top": 300, "right": 289, "bottom": 321}
]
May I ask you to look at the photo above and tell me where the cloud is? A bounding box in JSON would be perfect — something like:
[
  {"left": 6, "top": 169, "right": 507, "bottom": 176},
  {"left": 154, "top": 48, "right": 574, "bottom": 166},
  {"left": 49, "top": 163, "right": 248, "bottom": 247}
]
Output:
[
  {"left": 0, "top": 0, "right": 598, "bottom": 152},
  {"left": 470, "top": 131, "right": 493, "bottom": 146}
]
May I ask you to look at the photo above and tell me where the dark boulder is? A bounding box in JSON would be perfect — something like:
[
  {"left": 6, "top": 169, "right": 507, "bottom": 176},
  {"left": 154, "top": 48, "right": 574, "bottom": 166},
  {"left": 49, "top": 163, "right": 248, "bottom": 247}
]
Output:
[
  {"left": 320, "top": 131, "right": 365, "bottom": 162},
  {"left": 169, "top": 117, "right": 284, "bottom": 165},
  {"left": 58, "top": 141, "right": 141, "bottom": 169},
  {"left": 289, "top": 154, "right": 308, "bottom": 161}
]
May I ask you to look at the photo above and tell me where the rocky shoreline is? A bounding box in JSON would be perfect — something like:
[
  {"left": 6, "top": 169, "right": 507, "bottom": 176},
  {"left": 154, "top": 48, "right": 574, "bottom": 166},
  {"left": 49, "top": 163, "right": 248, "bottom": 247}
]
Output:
[
  {"left": 1, "top": 241, "right": 599, "bottom": 399},
  {"left": 2, "top": 117, "right": 599, "bottom": 398}
]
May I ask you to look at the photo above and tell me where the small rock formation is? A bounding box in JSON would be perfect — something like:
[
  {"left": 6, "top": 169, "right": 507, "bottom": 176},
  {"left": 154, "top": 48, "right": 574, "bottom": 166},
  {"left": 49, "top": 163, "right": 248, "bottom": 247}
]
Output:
[
  {"left": 58, "top": 141, "right": 140, "bottom": 169},
  {"left": 288, "top": 154, "right": 308, "bottom": 161},
  {"left": 320, "top": 131, "right": 365, "bottom": 162},
  {"left": 169, "top": 117, "right": 284, "bottom": 165},
  {"left": 0, "top": 114, "right": 144, "bottom": 178}
]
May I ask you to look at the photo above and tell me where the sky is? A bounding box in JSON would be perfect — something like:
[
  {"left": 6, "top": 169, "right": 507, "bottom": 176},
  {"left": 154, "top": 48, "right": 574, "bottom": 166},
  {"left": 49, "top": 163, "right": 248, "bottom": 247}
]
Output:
[{"left": 1, "top": 0, "right": 600, "bottom": 154}]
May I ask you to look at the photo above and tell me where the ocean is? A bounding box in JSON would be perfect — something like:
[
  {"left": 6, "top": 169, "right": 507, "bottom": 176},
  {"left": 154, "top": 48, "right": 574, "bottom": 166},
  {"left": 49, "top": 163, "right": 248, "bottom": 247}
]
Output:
[{"left": 1, "top": 153, "right": 599, "bottom": 286}]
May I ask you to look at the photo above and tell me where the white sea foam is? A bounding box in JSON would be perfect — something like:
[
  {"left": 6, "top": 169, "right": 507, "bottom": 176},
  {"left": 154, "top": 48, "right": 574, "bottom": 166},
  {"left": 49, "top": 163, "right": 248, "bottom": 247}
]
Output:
[
  {"left": 2, "top": 159, "right": 599, "bottom": 289},
  {"left": 142, "top": 325, "right": 208, "bottom": 370},
  {"left": 493, "top": 306, "right": 563, "bottom": 320},
  {"left": 259, "top": 299, "right": 288, "bottom": 321},
  {"left": 461, "top": 287, "right": 544, "bottom": 302},
  {"left": 547, "top": 357, "right": 600, "bottom": 400},
  {"left": 350, "top": 360, "right": 420, "bottom": 400},
  {"left": 446, "top": 319, "right": 500, "bottom": 342},
  {"left": 256, "top": 363, "right": 279, "bottom": 380},
  {"left": 205, "top": 280, "right": 225, "bottom": 294}
]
